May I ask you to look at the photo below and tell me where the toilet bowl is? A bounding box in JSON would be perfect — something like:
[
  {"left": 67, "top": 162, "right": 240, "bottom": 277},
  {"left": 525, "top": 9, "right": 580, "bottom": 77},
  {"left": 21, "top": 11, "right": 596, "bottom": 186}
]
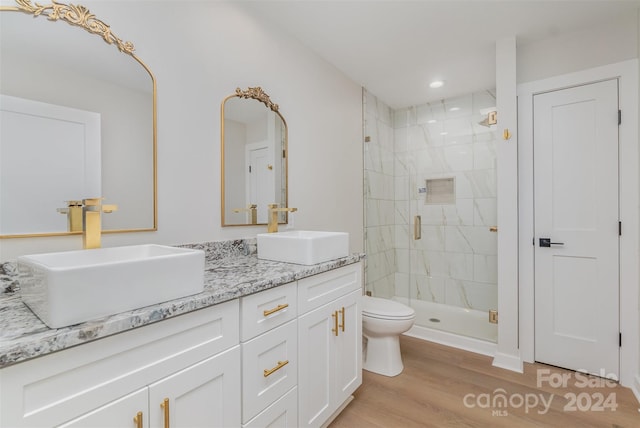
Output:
[{"left": 362, "top": 296, "right": 415, "bottom": 377}]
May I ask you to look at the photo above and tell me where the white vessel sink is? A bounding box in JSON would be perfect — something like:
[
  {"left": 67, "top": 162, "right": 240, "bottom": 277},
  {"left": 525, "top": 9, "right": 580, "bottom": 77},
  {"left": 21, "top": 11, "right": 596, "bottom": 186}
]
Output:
[
  {"left": 18, "top": 244, "right": 205, "bottom": 328},
  {"left": 257, "top": 230, "right": 349, "bottom": 265}
]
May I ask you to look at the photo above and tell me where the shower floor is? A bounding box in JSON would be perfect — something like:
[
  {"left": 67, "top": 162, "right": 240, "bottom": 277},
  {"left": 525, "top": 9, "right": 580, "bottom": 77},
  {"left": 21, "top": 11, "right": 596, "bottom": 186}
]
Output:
[{"left": 393, "top": 296, "right": 498, "bottom": 343}]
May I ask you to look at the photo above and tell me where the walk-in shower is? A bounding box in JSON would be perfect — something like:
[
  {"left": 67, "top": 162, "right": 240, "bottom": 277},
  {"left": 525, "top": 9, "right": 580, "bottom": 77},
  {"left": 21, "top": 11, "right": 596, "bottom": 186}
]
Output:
[{"left": 363, "top": 88, "right": 498, "bottom": 353}]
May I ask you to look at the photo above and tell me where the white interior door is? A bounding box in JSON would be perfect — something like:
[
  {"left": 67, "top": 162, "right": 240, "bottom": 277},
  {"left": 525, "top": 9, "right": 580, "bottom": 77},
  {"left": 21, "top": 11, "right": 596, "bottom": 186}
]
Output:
[
  {"left": 0, "top": 94, "right": 101, "bottom": 234},
  {"left": 533, "top": 79, "right": 619, "bottom": 378}
]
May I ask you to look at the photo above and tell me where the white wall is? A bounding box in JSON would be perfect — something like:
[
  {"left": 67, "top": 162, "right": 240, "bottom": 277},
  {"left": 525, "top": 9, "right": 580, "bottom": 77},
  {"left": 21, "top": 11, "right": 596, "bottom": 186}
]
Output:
[
  {"left": 0, "top": 0, "right": 364, "bottom": 259},
  {"left": 517, "top": 12, "right": 638, "bottom": 83}
]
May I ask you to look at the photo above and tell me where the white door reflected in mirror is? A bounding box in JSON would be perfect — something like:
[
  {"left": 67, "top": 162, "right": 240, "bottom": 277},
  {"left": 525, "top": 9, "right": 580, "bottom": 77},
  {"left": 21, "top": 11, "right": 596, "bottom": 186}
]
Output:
[{"left": 0, "top": 95, "right": 101, "bottom": 235}]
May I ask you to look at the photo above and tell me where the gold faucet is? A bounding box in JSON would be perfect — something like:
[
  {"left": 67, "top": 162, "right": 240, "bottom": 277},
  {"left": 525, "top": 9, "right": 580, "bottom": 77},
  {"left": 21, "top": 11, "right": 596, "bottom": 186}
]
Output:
[
  {"left": 57, "top": 200, "right": 84, "bottom": 232},
  {"left": 267, "top": 203, "right": 297, "bottom": 233},
  {"left": 233, "top": 204, "right": 258, "bottom": 225},
  {"left": 82, "top": 198, "right": 118, "bottom": 249}
]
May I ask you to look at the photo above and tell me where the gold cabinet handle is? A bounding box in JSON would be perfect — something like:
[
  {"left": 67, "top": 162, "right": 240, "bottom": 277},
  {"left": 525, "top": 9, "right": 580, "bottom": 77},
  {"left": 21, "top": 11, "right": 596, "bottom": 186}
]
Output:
[
  {"left": 489, "top": 226, "right": 498, "bottom": 232},
  {"left": 332, "top": 310, "right": 339, "bottom": 336},
  {"left": 160, "top": 398, "right": 170, "bottom": 428},
  {"left": 133, "top": 411, "right": 143, "bottom": 428},
  {"left": 263, "top": 303, "right": 289, "bottom": 317},
  {"left": 263, "top": 360, "right": 289, "bottom": 377},
  {"left": 339, "top": 307, "right": 345, "bottom": 332}
]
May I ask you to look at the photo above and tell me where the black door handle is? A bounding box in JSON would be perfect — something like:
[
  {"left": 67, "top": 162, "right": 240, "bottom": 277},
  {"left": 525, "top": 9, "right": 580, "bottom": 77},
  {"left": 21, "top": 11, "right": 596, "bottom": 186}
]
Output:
[{"left": 539, "top": 238, "right": 564, "bottom": 247}]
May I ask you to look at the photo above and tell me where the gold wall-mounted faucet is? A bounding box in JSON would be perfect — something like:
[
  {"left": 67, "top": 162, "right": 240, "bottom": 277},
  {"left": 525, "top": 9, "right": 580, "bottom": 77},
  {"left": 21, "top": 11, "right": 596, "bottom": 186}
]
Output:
[
  {"left": 267, "top": 203, "right": 297, "bottom": 233},
  {"left": 82, "top": 198, "right": 118, "bottom": 249},
  {"left": 233, "top": 204, "right": 258, "bottom": 225}
]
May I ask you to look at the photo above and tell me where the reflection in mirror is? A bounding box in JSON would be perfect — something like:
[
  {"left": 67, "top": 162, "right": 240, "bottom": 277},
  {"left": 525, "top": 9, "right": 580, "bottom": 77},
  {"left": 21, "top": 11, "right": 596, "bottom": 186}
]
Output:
[
  {"left": 221, "top": 87, "right": 288, "bottom": 226},
  {"left": 0, "top": 0, "right": 157, "bottom": 237}
]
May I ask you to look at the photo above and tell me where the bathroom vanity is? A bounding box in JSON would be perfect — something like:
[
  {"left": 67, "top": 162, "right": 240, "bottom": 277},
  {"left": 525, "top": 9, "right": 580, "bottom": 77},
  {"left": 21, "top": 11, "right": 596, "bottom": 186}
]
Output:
[{"left": 0, "top": 241, "right": 364, "bottom": 428}]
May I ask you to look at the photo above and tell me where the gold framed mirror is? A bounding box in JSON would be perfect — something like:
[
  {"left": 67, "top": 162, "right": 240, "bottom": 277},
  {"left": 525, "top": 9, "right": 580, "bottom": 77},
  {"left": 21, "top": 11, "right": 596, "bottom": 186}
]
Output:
[
  {"left": 0, "top": 0, "right": 157, "bottom": 238},
  {"left": 221, "top": 87, "right": 288, "bottom": 226}
]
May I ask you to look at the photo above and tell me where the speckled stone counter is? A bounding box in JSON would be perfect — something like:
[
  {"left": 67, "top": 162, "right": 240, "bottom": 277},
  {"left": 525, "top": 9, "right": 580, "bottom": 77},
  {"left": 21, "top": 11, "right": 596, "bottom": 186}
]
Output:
[{"left": 0, "top": 239, "right": 364, "bottom": 368}]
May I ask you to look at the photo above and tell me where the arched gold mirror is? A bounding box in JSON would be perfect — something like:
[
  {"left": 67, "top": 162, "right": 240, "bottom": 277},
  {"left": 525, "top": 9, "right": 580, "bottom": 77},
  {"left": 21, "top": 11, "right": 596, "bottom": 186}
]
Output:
[
  {"left": 0, "top": 0, "right": 157, "bottom": 237},
  {"left": 221, "top": 87, "right": 288, "bottom": 226}
]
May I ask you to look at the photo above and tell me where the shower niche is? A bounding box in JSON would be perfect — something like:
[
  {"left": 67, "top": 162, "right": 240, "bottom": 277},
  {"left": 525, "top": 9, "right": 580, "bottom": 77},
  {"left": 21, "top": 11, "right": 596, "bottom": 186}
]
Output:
[{"left": 424, "top": 177, "right": 455, "bottom": 205}]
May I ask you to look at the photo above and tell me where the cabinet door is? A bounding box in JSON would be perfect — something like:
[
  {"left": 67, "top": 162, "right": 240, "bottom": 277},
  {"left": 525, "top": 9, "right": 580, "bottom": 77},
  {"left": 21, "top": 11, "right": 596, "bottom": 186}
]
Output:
[
  {"left": 334, "top": 289, "right": 362, "bottom": 406},
  {"left": 297, "top": 303, "right": 335, "bottom": 428},
  {"left": 57, "top": 388, "right": 148, "bottom": 428},
  {"left": 148, "top": 346, "right": 241, "bottom": 428}
]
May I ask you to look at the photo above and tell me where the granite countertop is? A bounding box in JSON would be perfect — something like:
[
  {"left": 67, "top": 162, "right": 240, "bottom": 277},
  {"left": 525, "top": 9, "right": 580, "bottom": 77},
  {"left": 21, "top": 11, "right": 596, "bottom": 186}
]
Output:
[{"left": 0, "top": 239, "right": 364, "bottom": 368}]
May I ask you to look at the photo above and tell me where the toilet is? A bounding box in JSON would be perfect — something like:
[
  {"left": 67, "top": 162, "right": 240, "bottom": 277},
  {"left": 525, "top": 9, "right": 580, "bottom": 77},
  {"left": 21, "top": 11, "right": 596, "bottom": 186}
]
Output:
[{"left": 362, "top": 296, "right": 416, "bottom": 377}]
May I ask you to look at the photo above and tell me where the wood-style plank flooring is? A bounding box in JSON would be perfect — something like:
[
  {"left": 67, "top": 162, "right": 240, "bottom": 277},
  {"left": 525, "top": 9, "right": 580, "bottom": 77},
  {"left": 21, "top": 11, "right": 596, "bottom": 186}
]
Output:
[{"left": 330, "top": 335, "right": 640, "bottom": 427}]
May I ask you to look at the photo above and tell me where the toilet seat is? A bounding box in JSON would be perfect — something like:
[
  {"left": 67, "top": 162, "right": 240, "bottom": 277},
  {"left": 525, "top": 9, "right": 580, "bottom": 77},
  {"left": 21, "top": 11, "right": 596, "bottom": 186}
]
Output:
[{"left": 362, "top": 296, "right": 415, "bottom": 320}]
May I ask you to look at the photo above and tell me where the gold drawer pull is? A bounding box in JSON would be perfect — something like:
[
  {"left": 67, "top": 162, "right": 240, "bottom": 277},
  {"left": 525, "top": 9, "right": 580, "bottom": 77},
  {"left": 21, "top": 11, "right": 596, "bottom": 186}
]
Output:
[
  {"left": 133, "top": 411, "right": 143, "bottom": 428},
  {"left": 161, "top": 398, "right": 170, "bottom": 428},
  {"left": 489, "top": 226, "right": 498, "bottom": 232},
  {"left": 264, "top": 360, "right": 289, "bottom": 377},
  {"left": 263, "top": 303, "right": 289, "bottom": 317},
  {"left": 332, "top": 310, "right": 339, "bottom": 336},
  {"left": 339, "top": 307, "right": 345, "bottom": 332}
]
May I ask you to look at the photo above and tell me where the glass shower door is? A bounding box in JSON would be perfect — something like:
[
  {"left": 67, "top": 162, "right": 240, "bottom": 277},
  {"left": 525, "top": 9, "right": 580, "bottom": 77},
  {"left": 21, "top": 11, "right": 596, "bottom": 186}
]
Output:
[
  {"left": 363, "top": 88, "right": 498, "bottom": 343},
  {"left": 399, "top": 91, "right": 498, "bottom": 343}
]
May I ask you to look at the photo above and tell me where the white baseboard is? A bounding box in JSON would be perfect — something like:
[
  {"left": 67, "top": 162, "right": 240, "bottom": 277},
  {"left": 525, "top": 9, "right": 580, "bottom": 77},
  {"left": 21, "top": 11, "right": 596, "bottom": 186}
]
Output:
[
  {"left": 492, "top": 351, "right": 524, "bottom": 373},
  {"left": 632, "top": 375, "right": 640, "bottom": 405}
]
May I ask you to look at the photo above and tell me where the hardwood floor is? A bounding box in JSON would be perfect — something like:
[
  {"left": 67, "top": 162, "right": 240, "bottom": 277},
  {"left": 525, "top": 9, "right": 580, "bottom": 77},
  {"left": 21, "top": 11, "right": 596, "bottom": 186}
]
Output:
[{"left": 330, "top": 335, "right": 640, "bottom": 427}]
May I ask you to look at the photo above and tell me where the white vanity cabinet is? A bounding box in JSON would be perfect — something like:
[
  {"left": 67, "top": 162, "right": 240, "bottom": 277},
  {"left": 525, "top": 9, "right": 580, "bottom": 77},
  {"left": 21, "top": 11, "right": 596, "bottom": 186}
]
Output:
[
  {"left": 0, "top": 261, "right": 363, "bottom": 428},
  {"left": 0, "top": 300, "right": 241, "bottom": 428},
  {"left": 297, "top": 263, "right": 363, "bottom": 428}
]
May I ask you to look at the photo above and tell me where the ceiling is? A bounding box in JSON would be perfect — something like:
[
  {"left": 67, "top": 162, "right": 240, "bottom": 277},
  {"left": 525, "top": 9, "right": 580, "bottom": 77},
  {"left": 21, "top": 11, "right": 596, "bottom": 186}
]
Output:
[{"left": 238, "top": 0, "right": 640, "bottom": 109}]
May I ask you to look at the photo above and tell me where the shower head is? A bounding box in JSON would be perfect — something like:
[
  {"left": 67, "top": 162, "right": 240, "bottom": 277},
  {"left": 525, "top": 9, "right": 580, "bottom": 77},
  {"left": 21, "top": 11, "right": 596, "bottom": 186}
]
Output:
[{"left": 478, "top": 110, "right": 497, "bottom": 127}]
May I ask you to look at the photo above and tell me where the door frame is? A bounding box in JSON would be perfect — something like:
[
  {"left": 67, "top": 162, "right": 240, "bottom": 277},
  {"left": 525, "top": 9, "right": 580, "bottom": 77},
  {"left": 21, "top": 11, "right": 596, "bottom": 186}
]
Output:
[
  {"left": 517, "top": 59, "right": 639, "bottom": 389},
  {"left": 245, "top": 141, "right": 274, "bottom": 222}
]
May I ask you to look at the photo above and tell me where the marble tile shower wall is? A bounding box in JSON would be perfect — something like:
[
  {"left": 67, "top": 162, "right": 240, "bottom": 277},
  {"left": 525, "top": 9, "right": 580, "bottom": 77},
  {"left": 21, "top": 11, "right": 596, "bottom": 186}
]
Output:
[
  {"left": 394, "top": 91, "right": 498, "bottom": 312},
  {"left": 363, "top": 89, "right": 396, "bottom": 298}
]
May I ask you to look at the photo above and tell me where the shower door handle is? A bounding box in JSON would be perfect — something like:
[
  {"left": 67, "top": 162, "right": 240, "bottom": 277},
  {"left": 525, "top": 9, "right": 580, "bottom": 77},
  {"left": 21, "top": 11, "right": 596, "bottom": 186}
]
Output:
[
  {"left": 539, "top": 238, "right": 564, "bottom": 247},
  {"left": 414, "top": 215, "right": 421, "bottom": 240}
]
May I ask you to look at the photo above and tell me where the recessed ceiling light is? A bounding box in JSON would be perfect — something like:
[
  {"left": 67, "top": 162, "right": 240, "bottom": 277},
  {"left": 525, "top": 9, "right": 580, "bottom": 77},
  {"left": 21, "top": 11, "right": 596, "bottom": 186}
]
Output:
[
  {"left": 429, "top": 80, "right": 444, "bottom": 89},
  {"left": 440, "top": 131, "right": 448, "bottom": 136},
  {"left": 427, "top": 119, "right": 437, "bottom": 124},
  {"left": 449, "top": 107, "right": 460, "bottom": 112}
]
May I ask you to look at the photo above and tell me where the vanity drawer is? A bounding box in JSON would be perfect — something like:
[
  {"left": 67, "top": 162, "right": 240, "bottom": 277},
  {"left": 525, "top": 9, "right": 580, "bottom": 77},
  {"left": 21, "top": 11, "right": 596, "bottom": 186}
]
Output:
[
  {"left": 242, "top": 320, "right": 298, "bottom": 423},
  {"left": 243, "top": 386, "right": 298, "bottom": 428},
  {"left": 298, "top": 263, "right": 362, "bottom": 314},
  {"left": 241, "top": 281, "right": 297, "bottom": 341}
]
